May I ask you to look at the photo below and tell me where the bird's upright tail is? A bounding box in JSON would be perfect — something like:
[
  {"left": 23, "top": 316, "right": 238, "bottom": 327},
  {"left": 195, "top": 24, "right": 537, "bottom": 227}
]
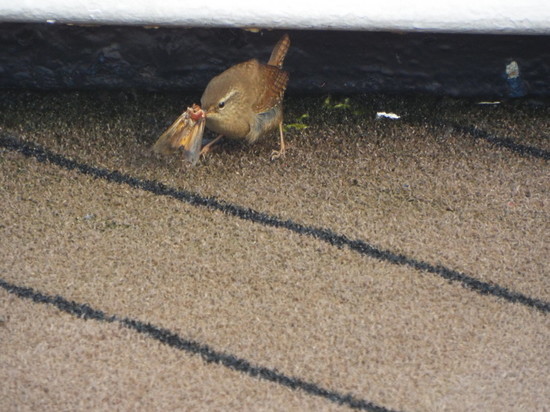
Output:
[{"left": 268, "top": 34, "right": 290, "bottom": 69}]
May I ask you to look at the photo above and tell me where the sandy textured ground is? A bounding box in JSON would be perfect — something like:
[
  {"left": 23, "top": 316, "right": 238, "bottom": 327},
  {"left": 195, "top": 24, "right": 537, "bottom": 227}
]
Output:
[{"left": 1, "top": 91, "right": 549, "bottom": 411}]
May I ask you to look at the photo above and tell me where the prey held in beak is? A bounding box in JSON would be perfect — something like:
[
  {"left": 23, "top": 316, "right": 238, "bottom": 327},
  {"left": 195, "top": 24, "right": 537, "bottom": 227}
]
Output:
[{"left": 152, "top": 104, "right": 206, "bottom": 165}]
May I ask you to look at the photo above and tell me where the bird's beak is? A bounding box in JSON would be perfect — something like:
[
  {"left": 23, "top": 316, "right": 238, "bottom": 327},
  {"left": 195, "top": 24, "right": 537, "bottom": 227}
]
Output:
[{"left": 203, "top": 106, "right": 215, "bottom": 117}]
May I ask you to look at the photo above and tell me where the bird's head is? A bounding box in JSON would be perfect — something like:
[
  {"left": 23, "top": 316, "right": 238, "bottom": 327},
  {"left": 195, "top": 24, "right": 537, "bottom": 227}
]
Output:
[{"left": 200, "top": 70, "right": 244, "bottom": 125}]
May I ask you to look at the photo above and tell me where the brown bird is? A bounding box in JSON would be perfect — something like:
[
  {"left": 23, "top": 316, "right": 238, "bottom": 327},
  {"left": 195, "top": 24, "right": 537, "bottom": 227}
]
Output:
[
  {"left": 200, "top": 34, "right": 290, "bottom": 159},
  {"left": 153, "top": 34, "right": 290, "bottom": 162}
]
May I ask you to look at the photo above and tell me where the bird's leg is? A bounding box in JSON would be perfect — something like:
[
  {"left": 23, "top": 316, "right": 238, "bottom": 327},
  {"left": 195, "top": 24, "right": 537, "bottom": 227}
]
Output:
[
  {"left": 270, "top": 122, "right": 286, "bottom": 160},
  {"left": 200, "top": 134, "right": 224, "bottom": 157}
]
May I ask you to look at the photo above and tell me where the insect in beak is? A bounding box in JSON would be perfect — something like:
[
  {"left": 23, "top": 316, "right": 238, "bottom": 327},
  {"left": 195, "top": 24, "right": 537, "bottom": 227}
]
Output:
[{"left": 152, "top": 104, "right": 206, "bottom": 165}]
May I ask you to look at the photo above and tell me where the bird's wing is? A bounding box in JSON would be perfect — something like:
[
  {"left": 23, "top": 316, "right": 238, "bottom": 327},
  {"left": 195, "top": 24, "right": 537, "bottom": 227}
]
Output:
[{"left": 253, "top": 64, "right": 289, "bottom": 114}]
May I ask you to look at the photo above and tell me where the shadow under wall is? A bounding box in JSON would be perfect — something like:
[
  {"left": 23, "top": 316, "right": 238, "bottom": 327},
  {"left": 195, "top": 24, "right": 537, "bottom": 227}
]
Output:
[{"left": 0, "top": 23, "right": 548, "bottom": 97}]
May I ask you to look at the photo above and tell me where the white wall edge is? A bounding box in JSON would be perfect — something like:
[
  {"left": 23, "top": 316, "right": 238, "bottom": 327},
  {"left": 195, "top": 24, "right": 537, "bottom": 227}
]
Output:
[{"left": 1, "top": 0, "right": 549, "bottom": 34}]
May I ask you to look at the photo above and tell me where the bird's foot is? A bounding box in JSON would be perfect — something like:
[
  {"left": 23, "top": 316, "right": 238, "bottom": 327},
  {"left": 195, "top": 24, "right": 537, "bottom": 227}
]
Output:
[
  {"left": 199, "top": 134, "right": 224, "bottom": 158},
  {"left": 270, "top": 148, "right": 286, "bottom": 161}
]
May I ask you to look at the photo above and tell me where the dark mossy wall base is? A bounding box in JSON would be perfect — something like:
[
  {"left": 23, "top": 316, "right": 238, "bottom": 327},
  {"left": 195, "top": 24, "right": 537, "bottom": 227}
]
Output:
[{"left": 0, "top": 23, "right": 548, "bottom": 97}]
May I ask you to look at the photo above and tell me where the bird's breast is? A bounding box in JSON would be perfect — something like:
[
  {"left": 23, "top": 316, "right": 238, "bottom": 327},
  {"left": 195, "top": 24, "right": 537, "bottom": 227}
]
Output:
[
  {"left": 205, "top": 112, "right": 251, "bottom": 140},
  {"left": 246, "top": 105, "right": 283, "bottom": 143}
]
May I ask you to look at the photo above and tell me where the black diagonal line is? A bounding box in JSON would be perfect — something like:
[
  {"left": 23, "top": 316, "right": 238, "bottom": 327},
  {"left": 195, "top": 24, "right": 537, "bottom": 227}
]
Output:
[
  {"left": 0, "top": 278, "right": 396, "bottom": 412},
  {"left": 441, "top": 121, "right": 549, "bottom": 160},
  {"left": 1, "top": 135, "right": 549, "bottom": 314}
]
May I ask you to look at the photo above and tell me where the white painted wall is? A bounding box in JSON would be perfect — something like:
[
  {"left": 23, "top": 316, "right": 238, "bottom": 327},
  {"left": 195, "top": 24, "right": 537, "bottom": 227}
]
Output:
[{"left": 0, "top": 0, "right": 549, "bottom": 34}]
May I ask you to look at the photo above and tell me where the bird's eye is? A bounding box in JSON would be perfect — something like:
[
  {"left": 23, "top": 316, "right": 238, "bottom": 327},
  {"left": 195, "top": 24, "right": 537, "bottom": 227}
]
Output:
[{"left": 218, "top": 101, "right": 225, "bottom": 109}]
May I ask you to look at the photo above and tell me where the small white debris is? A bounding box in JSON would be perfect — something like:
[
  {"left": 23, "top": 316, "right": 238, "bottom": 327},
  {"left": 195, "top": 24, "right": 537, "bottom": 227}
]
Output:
[
  {"left": 505, "top": 60, "right": 526, "bottom": 97},
  {"left": 506, "top": 61, "right": 520, "bottom": 79},
  {"left": 46, "top": 19, "right": 56, "bottom": 24},
  {"left": 477, "top": 101, "right": 501, "bottom": 105},
  {"left": 376, "top": 112, "right": 401, "bottom": 120}
]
